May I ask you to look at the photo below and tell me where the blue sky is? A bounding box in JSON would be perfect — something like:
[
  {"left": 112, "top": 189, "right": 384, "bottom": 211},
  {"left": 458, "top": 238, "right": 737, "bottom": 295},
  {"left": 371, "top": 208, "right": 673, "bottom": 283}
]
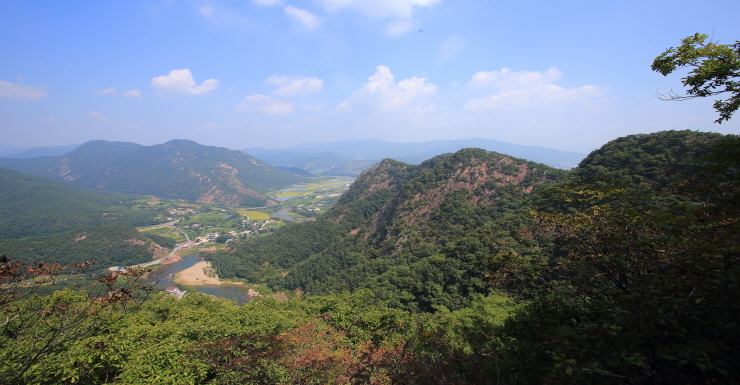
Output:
[{"left": 1, "top": 0, "right": 739, "bottom": 153}]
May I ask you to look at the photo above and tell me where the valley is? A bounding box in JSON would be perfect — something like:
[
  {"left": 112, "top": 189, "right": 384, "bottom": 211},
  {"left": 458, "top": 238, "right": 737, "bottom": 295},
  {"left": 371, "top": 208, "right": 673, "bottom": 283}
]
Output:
[
  {"left": 4, "top": 4, "right": 738, "bottom": 382},
  {"left": 1, "top": 131, "right": 739, "bottom": 384}
]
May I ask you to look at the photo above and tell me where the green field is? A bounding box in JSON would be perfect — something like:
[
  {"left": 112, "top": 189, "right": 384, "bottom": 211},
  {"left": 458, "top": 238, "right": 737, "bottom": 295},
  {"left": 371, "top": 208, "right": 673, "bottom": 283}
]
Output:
[
  {"left": 141, "top": 226, "right": 186, "bottom": 241},
  {"left": 237, "top": 210, "right": 271, "bottom": 220},
  {"left": 275, "top": 191, "right": 302, "bottom": 198}
]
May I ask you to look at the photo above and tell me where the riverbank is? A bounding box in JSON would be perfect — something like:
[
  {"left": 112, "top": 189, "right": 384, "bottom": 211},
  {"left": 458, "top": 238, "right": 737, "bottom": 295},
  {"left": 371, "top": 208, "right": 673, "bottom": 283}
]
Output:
[{"left": 173, "top": 261, "right": 224, "bottom": 286}]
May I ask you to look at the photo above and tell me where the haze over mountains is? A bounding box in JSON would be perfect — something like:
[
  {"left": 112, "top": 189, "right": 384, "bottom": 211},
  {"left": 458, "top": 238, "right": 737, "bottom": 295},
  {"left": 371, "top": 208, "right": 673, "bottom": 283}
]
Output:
[
  {"left": 243, "top": 138, "right": 586, "bottom": 174},
  {"left": 0, "top": 144, "right": 81, "bottom": 159},
  {"left": 0, "top": 137, "right": 585, "bottom": 175},
  {"left": 0, "top": 139, "right": 307, "bottom": 207}
]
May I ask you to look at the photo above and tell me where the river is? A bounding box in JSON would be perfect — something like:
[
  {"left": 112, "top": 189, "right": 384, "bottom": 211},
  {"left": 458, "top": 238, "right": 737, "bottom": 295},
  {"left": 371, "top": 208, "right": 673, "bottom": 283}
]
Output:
[
  {"left": 147, "top": 254, "right": 255, "bottom": 305},
  {"left": 273, "top": 207, "right": 303, "bottom": 222}
]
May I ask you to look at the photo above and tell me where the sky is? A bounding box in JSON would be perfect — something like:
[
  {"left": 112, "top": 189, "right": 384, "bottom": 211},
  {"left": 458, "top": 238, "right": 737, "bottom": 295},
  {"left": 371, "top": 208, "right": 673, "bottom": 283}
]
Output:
[{"left": 1, "top": 0, "right": 739, "bottom": 153}]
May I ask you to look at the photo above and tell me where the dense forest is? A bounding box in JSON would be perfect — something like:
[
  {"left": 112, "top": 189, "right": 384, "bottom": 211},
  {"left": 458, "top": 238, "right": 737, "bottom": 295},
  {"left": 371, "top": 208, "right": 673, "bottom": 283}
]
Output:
[
  {"left": 208, "top": 148, "right": 566, "bottom": 311},
  {"left": 0, "top": 167, "right": 159, "bottom": 239},
  {"left": 1, "top": 129, "right": 738, "bottom": 384},
  {"left": 0, "top": 223, "right": 174, "bottom": 268}
]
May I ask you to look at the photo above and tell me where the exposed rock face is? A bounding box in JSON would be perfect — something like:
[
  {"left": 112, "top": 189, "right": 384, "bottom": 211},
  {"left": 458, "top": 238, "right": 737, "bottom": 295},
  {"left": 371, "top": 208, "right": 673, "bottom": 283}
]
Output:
[
  {"left": 373, "top": 153, "right": 552, "bottom": 232},
  {"left": 326, "top": 148, "right": 564, "bottom": 251},
  {"left": 196, "top": 163, "right": 278, "bottom": 206}
]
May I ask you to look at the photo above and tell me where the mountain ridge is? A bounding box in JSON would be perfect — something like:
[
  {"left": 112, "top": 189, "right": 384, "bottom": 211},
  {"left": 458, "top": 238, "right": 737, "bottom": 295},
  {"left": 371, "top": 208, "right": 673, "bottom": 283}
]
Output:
[
  {"left": 242, "top": 137, "right": 586, "bottom": 175},
  {"left": 0, "top": 139, "right": 307, "bottom": 207}
]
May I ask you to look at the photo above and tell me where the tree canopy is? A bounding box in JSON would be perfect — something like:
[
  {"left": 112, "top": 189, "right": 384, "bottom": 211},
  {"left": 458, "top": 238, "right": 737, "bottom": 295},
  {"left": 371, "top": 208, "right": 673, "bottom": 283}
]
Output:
[{"left": 652, "top": 33, "right": 740, "bottom": 123}]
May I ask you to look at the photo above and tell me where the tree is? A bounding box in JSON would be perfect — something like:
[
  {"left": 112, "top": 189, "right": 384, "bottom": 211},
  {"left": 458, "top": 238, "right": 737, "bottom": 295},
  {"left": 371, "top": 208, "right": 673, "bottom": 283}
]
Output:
[
  {"left": 487, "top": 175, "right": 740, "bottom": 383},
  {"left": 652, "top": 33, "right": 740, "bottom": 123},
  {"left": 0, "top": 255, "right": 153, "bottom": 384}
]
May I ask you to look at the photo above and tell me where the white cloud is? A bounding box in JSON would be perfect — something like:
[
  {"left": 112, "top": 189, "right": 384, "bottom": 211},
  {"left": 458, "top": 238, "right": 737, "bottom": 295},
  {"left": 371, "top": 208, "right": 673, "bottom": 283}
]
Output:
[
  {"left": 94, "top": 87, "right": 116, "bottom": 96},
  {"left": 87, "top": 111, "right": 110, "bottom": 121},
  {"left": 252, "top": 0, "right": 282, "bottom": 6},
  {"left": 468, "top": 67, "right": 562, "bottom": 90},
  {"left": 122, "top": 89, "right": 141, "bottom": 98},
  {"left": 236, "top": 94, "right": 294, "bottom": 114},
  {"left": 463, "top": 67, "right": 607, "bottom": 110},
  {"left": 150, "top": 69, "right": 220, "bottom": 96},
  {"left": 284, "top": 6, "right": 321, "bottom": 30},
  {"left": 318, "top": 0, "right": 439, "bottom": 19},
  {"left": 336, "top": 65, "right": 436, "bottom": 112},
  {"left": 266, "top": 75, "right": 324, "bottom": 97},
  {"left": 0, "top": 80, "right": 48, "bottom": 99},
  {"left": 318, "top": 0, "right": 438, "bottom": 35},
  {"left": 198, "top": 5, "right": 214, "bottom": 18}
]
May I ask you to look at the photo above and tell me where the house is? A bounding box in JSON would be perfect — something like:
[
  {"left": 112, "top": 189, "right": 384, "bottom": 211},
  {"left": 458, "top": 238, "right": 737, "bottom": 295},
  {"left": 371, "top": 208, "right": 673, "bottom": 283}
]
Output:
[{"left": 164, "top": 287, "right": 187, "bottom": 299}]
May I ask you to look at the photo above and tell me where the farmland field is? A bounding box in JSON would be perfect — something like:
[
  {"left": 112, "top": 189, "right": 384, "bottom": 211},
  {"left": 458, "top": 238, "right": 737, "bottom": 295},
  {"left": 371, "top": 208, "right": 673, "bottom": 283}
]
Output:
[{"left": 237, "top": 211, "right": 271, "bottom": 220}]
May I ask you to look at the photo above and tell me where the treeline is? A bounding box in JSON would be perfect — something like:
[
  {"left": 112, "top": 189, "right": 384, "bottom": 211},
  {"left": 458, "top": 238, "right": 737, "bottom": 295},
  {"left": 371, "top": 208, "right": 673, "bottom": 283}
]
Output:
[
  {"left": 207, "top": 218, "right": 347, "bottom": 282},
  {"left": 0, "top": 223, "right": 172, "bottom": 268},
  {"left": 0, "top": 167, "right": 158, "bottom": 239}
]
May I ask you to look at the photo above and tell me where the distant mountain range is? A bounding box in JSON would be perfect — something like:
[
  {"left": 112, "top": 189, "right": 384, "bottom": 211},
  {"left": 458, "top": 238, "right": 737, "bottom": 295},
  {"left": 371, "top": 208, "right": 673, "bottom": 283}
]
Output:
[
  {"left": 243, "top": 138, "right": 587, "bottom": 175},
  {"left": 0, "top": 143, "right": 81, "bottom": 158},
  {"left": 0, "top": 139, "right": 307, "bottom": 207}
]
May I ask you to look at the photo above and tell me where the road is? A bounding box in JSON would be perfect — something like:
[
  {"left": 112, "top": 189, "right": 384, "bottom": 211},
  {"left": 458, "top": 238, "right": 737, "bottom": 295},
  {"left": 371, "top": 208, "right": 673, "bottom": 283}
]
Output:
[{"left": 112, "top": 220, "right": 190, "bottom": 270}]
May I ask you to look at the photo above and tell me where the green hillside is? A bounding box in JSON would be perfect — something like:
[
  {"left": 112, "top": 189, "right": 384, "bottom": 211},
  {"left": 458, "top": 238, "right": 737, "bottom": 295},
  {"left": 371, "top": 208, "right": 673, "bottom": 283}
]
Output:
[
  {"left": 0, "top": 223, "right": 173, "bottom": 268},
  {"left": 76, "top": 139, "right": 306, "bottom": 206},
  {"left": 2, "top": 130, "right": 738, "bottom": 384},
  {"left": 0, "top": 139, "right": 308, "bottom": 207},
  {"left": 0, "top": 167, "right": 157, "bottom": 239},
  {"left": 0, "top": 140, "right": 142, "bottom": 180},
  {"left": 208, "top": 148, "right": 567, "bottom": 311}
]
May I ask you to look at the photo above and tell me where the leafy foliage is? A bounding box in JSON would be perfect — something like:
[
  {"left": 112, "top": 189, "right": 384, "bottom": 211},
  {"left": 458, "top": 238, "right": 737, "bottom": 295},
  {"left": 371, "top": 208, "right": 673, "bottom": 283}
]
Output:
[
  {"left": 652, "top": 33, "right": 740, "bottom": 123},
  {"left": 0, "top": 256, "right": 153, "bottom": 384},
  {"left": 487, "top": 131, "right": 740, "bottom": 383}
]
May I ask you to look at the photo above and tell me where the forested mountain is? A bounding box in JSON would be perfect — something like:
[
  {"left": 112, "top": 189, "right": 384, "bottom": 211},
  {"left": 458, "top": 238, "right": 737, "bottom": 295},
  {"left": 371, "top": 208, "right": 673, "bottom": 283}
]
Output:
[
  {"left": 0, "top": 167, "right": 158, "bottom": 239},
  {"left": 0, "top": 139, "right": 308, "bottom": 207},
  {"left": 0, "top": 140, "right": 141, "bottom": 179},
  {"left": 2, "top": 130, "right": 738, "bottom": 384},
  {"left": 0, "top": 223, "right": 174, "bottom": 268},
  {"left": 0, "top": 143, "right": 80, "bottom": 158},
  {"left": 209, "top": 148, "right": 567, "bottom": 311},
  {"left": 198, "top": 130, "right": 739, "bottom": 383}
]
